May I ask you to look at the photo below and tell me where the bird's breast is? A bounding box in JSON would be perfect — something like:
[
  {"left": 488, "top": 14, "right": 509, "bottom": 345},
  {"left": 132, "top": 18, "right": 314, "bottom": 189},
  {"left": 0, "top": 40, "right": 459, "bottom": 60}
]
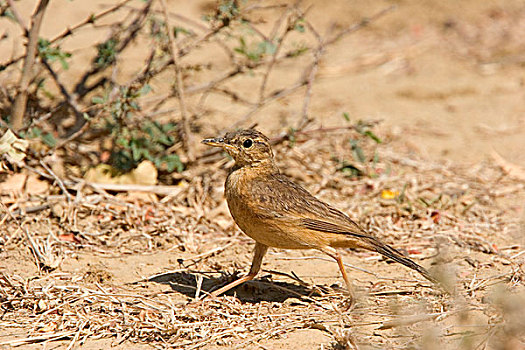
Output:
[
  {"left": 224, "top": 167, "right": 260, "bottom": 228},
  {"left": 224, "top": 168, "right": 310, "bottom": 249}
]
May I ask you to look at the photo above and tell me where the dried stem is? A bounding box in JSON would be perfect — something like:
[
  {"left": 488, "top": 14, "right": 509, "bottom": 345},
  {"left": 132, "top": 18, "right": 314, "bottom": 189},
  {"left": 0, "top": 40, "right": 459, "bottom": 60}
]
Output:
[
  {"left": 1, "top": 202, "right": 44, "bottom": 269},
  {"left": 5, "top": 0, "right": 27, "bottom": 32},
  {"left": 325, "top": 5, "right": 397, "bottom": 46},
  {"left": 258, "top": 5, "right": 295, "bottom": 103},
  {"left": 10, "top": 0, "right": 50, "bottom": 130},
  {"left": 1, "top": 0, "right": 134, "bottom": 70},
  {"left": 40, "top": 160, "right": 71, "bottom": 202},
  {"left": 159, "top": 0, "right": 194, "bottom": 162},
  {"left": 41, "top": 59, "right": 84, "bottom": 124}
]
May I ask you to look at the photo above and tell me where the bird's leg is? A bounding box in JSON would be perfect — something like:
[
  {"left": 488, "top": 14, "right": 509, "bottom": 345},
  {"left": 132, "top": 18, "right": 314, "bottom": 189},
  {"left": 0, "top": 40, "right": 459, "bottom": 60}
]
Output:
[
  {"left": 211, "top": 242, "right": 268, "bottom": 297},
  {"left": 335, "top": 252, "right": 355, "bottom": 295},
  {"left": 321, "top": 247, "right": 356, "bottom": 302}
]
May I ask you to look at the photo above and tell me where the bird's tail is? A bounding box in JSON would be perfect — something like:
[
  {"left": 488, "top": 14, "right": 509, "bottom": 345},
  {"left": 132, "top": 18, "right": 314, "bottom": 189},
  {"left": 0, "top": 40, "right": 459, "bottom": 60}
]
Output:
[{"left": 363, "top": 236, "right": 439, "bottom": 285}]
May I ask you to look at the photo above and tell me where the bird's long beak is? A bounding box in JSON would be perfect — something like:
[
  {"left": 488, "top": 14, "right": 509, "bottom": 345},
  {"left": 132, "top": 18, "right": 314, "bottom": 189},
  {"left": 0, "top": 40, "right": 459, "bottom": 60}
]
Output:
[
  {"left": 201, "top": 137, "right": 224, "bottom": 147},
  {"left": 201, "top": 137, "right": 235, "bottom": 151}
]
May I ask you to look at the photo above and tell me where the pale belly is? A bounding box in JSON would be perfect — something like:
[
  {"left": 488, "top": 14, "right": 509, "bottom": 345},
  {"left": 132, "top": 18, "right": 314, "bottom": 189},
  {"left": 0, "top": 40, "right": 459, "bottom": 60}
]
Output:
[{"left": 238, "top": 220, "right": 310, "bottom": 249}]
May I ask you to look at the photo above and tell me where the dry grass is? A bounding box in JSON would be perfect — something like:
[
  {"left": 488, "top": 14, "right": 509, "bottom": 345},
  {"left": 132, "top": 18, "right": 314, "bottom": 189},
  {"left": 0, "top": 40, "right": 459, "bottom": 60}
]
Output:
[{"left": 1, "top": 130, "right": 524, "bottom": 349}]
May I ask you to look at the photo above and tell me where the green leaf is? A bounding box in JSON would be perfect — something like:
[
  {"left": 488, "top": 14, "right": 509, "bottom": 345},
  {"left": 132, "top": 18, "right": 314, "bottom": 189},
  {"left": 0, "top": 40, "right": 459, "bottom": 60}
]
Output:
[
  {"left": 30, "top": 127, "right": 42, "bottom": 138},
  {"left": 397, "top": 183, "right": 408, "bottom": 204},
  {"left": 350, "top": 139, "right": 366, "bottom": 163},
  {"left": 373, "top": 150, "right": 379, "bottom": 165},
  {"left": 363, "top": 130, "right": 382, "bottom": 144},
  {"left": 95, "top": 38, "right": 117, "bottom": 68},
  {"left": 157, "top": 134, "right": 173, "bottom": 146},
  {"left": 294, "top": 19, "right": 305, "bottom": 33},
  {"left": 37, "top": 38, "right": 71, "bottom": 70},
  {"left": 138, "top": 84, "right": 152, "bottom": 96},
  {"left": 2, "top": 9, "right": 16, "bottom": 22},
  {"left": 129, "top": 101, "right": 139, "bottom": 110},
  {"left": 130, "top": 141, "right": 143, "bottom": 161},
  {"left": 173, "top": 26, "right": 192, "bottom": 37},
  {"left": 287, "top": 127, "right": 297, "bottom": 147},
  {"left": 260, "top": 40, "right": 276, "bottom": 55},
  {"left": 342, "top": 112, "right": 350, "bottom": 121},
  {"left": 41, "top": 133, "right": 56, "bottom": 147},
  {"left": 162, "top": 154, "right": 183, "bottom": 172},
  {"left": 116, "top": 136, "right": 129, "bottom": 148},
  {"left": 338, "top": 162, "right": 363, "bottom": 177},
  {"left": 161, "top": 122, "right": 176, "bottom": 132},
  {"left": 92, "top": 96, "right": 105, "bottom": 104},
  {"left": 418, "top": 197, "right": 431, "bottom": 207}
]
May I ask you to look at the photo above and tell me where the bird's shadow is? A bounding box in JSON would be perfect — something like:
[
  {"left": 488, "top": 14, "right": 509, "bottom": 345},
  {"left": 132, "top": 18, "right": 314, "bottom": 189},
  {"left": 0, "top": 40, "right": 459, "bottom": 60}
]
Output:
[{"left": 148, "top": 270, "right": 325, "bottom": 303}]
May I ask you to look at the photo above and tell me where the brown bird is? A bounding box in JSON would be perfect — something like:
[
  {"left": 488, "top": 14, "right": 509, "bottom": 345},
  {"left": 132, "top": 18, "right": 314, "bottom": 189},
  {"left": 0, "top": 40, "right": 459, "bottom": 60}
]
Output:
[{"left": 202, "top": 129, "right": 438, "bottom": 299}]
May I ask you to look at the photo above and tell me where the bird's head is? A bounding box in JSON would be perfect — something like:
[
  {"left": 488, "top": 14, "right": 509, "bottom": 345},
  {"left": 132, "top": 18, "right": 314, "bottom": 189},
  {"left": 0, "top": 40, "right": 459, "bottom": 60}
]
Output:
[{"left": 202, "top": 129, "right": 275, "bottom": 168}]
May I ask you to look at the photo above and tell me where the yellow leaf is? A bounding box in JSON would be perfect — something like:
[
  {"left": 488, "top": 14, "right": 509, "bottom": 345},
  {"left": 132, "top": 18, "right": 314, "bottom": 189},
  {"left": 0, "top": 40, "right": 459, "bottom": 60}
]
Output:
[
  {"left": 38, "top": 321, "right": 58, "bottom": 332},
  {"left": 0, "top": 129, "right": 29, "bottom": 164},
  {"left": 381, "top": 189, "right": 399, "bottom": 199},
  {"left": 84, "top": 161, "right": 157, "bottom": 185}
]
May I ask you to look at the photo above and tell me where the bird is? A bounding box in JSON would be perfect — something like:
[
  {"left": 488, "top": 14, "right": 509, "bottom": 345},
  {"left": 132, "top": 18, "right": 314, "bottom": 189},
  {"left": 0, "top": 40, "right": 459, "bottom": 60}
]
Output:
[{"left": 202, "top": 129, "right": 439, "bottom": 300}]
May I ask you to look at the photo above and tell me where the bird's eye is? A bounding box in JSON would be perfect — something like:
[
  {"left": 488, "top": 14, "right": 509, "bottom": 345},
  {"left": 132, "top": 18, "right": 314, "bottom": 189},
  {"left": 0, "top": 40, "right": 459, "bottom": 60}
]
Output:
[{"left": 242, "top": 139, "right": 253, "bottom": 148}]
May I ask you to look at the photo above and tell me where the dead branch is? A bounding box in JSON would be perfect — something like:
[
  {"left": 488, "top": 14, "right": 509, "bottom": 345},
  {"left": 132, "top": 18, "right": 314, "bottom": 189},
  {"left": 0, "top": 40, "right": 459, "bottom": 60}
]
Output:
[
  {"left": 159, "top": 0, "right": 194, "bottom": 162},
  {"left": 325, "top": 5, "right": 397, "bottom": 46},
  {"left": 41, "top": 59, "right": 85, "bottom": 126},
  {"left": 0, "top": 0, "right": 134, "bottom": 70},
  {"left": 5, "top": 0, "right": 27, "bottom": 33},
  {"left": 10, "top": 0, "right": 50, "bottom": 130},
  {"left": 258, "top": 5, "right": 296, "bottom": 103}
]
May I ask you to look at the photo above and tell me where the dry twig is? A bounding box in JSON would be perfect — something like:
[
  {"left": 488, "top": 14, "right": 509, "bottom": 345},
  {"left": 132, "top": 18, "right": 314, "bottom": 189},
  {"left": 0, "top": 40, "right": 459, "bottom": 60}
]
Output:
[
  {"left": 159, "top": 0, "right": 194, "bottom": 162},
  {"left": 10, "top": 0, "right": 50, "bottom": 130}
]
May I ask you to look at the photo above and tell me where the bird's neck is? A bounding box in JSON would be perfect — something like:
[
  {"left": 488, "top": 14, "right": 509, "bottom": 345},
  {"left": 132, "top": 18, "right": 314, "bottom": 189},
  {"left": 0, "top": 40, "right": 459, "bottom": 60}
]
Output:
[{"left": 231, "top": 158, "right": 279, "bottom": 175}]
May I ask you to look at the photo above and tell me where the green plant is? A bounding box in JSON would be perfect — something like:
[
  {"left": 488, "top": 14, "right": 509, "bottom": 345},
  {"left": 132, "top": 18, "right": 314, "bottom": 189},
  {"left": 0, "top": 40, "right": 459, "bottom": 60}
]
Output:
[
  {"left": 37, "top": 38, "right": 71, "bottom": 69},
  {"left": 93, "top": 85, "right": 183, "bottom": 173},
  {"left": 285, "top": 42, "right": 309, "bottom": 58},
  {"left": 337, "top": 113, "right": 382, "bottom": 178},
  {"left": 20, "top": 126, "right": 57, "bottom": 147},
  {"left": 234, "top": 37, "right": 276, "bottom": 62},
  {"left": 111, "top": 120, "right": 183, "bottom": 173},
  {"left": 203, "top": 0, "right": 240, "bottom": 25},
  {"left": 0, "top": 1, "right": 16, "bottom": 23},
  {"left": 95, "top": 38, "right": 118, "bottom": 69},
  {"left": 234, "top": 14, "right": 307, "bottom": 63}
]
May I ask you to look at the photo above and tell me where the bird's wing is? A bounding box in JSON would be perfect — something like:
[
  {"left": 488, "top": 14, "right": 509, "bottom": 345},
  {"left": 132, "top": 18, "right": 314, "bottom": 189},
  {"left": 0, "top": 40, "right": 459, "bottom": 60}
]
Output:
[
  {"left": 249, "top": 174, "right": 440, "bottom": 284},
  {"left": 300, "top": 218, "right": 370, "bottom": 238},
  {"left": 251, "top": 173, "right": 370, "bottom": 237}
]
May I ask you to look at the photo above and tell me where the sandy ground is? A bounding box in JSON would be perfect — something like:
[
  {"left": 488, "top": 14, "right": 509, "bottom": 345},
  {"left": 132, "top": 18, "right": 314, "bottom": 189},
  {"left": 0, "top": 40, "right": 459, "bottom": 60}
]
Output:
[{"left": 1, "top": 0, "right": 524, "bottom": 349}]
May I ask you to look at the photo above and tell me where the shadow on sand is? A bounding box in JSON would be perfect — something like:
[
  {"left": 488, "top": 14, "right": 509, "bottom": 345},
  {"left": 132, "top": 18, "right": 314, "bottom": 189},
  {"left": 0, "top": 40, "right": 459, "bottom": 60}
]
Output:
[{"left": 147, "top": 270, "right": 327, "bottom": 303}]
